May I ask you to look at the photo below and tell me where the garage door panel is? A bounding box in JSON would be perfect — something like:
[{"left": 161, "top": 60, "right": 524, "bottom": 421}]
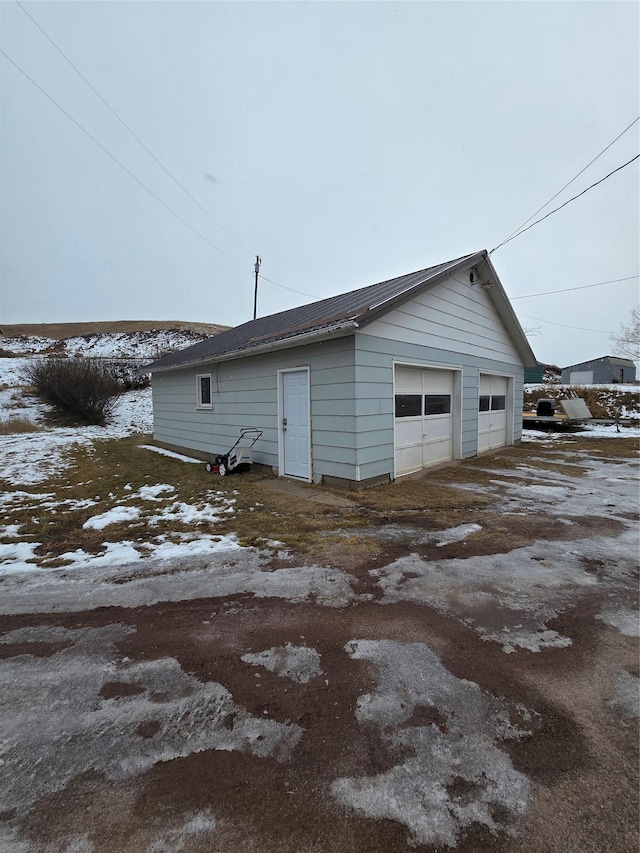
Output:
[
  {"left": 478, "top": 374, "right": 509, "bottom": 453},
  {"left": 395, "top": 366, "right": 455, "bottom": 476}
]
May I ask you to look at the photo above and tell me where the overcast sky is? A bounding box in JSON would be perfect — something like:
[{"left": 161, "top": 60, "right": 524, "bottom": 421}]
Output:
[{"left": 1, "top": 1, "right": 638, "bottom": 368}]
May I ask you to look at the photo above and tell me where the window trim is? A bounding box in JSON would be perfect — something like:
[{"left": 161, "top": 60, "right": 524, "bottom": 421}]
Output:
[{"left": 196, "top": 373, "right": 213, "bottom": 409}]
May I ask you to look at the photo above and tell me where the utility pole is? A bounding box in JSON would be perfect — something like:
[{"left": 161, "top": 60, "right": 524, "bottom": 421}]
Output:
[{"left": 253, "top": 256, "right": 261, "bottom": 320}]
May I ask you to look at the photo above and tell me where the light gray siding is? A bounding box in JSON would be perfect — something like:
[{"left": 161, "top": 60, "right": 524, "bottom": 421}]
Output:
[
  {"left": 151, "top": 273, "right": 527, "bottom": 485},
  {"left": 561, "top": 358, "right": 636, "bottom": 384},
  {"left": 354, "top": 333, "right": 525, "bottom": 481},
  {"left": 152, "top": 337, "right": 358, "bottom": 480},
  {"left": 364, "top": 273, "right": 522, "bottom": 363}
]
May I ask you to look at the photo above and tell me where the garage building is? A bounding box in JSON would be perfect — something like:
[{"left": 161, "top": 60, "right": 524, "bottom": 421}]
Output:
[
  {"left": 561, "top": 356, "right": 636, "bottom": 385},
  {"left": 148, "top": 250, "right": 537, "bottom": 487}
]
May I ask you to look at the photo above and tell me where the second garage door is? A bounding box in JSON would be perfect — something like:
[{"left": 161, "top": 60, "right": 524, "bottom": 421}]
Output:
[
  {"left": 478, "top": 374, "right": 509, "bottom": 453},
  {"left": 394, "top": 366, "right": 454, "bottom": 476}
]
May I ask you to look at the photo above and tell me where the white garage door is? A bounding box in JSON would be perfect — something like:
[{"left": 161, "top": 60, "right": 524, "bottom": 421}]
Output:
[
  {"left": 569, "top": 370, "right": 593, "bottom": 384},
  {"left": 478, "top": 374, "right": 508, "bottom": 453},
  {"left": 395, "top": 366, "right": 454, "bottom": 476}
]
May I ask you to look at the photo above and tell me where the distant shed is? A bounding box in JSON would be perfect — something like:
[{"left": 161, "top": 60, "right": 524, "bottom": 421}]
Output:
[
  {"left": 561, "top": 356, "right": 636, "bottom": 385},
  {"left": 524, "top": 364, "right": 544, "bottom": 383}
]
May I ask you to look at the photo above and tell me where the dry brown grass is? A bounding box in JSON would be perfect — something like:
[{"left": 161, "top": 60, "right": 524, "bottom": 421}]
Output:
[
  {"left": 3, "top": 434, "right": 638, "bottom": 568},
  {"left": 0, "top": 416, "right": 41, "bottom": 434}
]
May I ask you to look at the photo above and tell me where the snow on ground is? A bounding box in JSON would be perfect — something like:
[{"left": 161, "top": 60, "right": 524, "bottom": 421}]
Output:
[
  {"left": 0, "top": 350, "right": 245, "bottom": 572},
  {"left": 0, "top": 330, "right": 208, "bottom": 359},
  {"left": 0, "top": 357, "right": 153, "bottom": 485}
]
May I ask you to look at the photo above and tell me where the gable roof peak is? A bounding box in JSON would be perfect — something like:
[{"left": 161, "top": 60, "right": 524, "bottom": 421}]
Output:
[{"left": 148, "top": 249, "right": 533, "bottom": 372}]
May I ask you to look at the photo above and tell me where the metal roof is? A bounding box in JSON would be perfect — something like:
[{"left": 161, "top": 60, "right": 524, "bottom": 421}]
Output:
[{"left": 148, "top": 250, "right": 536, "bottom": 371}]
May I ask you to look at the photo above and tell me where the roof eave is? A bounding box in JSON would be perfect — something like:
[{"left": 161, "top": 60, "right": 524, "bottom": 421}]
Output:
[
  {"left": 356, "top": 250, "right": 487, "bottom": 327},
  {"left": 149, "top": 320, "right": 359, "bottom": 373}
]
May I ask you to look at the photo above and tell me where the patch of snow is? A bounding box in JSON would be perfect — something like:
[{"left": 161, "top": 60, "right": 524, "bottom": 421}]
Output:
[
  {"left": 147, "top": 499, "right": 235, "bottom": 526},
  {"left": 242, "top": 643, "right": 323, "bottom": 683},
  {"left": 608, "top": 672, "right": 640, "bottom": 718},
  {"left": 372, "top": 529, "right": 639, "bottom": 652},
  {"left": 0, "top": 624, "right": 301, "bottom": 819},
  {"left": 0, "top": 386, "right": 152, "bottom": 487},
  {"left": 331, "top": 639, "right": 530, "bottom": 847},
  {"left": 433, "top": 522, "right": 482, "bottom": 547},
  {"left": 596, "top": 608, "right": 640, "bottom": 637},
  {"left": 135, "top": 484, "right": 175, "bottom": 501},
  {"left": 140, "top": 445, "right": 203, "bottom": 463},
  {"left": 82, "top": 506, "right": 141, "bottom": 530},
  {"left": 52, "top": 542, "right": 144, "bottom": 569},
  {"left": 140, "top": 534, "right": 242, "bottom": 560},
  {"left": 0, "top": 540, "right": 42, "bottom": 574},
  {"left": 148, "top": 810, "right": 217, "bottom": 853}
]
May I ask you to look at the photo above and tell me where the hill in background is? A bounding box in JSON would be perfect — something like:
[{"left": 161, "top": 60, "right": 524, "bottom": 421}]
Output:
[
  {"left": 0, "top": 321, "right": 229, "bottom": 361},
  {"left": 0, "top": 320, "right": 228, "bottom": 340}
]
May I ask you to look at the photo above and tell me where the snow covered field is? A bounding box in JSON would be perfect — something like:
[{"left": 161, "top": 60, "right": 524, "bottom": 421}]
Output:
[{"left": 0, "top": 342, "right": 246, "bottom": 573}]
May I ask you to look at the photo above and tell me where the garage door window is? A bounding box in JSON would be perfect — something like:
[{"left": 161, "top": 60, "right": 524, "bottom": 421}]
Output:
[
  {"left": 479, "top": 395, "right": 505, "bottom": 412},
  {"left": 395, "top": 394, "right": 451, "bottom": 417},
  {"left": 395, "top": 394, "right": 422, "bottom": 417},
  {"left": 424, "top": 394, "right": 451, "bottom": 416}
]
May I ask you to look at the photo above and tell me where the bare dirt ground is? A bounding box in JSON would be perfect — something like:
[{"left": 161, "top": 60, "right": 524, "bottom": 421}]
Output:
[{"left": 0, "top": 437, "right": 638, "bottom": 853}]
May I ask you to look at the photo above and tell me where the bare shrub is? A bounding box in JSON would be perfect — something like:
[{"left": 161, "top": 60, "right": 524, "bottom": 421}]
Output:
[
  {"left": 22, "top": 358, "right": 124, "bottom": 425},
  {"left": 107, "top": 359, "right": 150, "bottom": 390}
]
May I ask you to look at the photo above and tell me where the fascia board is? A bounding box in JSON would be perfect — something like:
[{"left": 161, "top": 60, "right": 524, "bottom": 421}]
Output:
[
  {"left": 356, "top": 251, "right": 487, "bottom": 328},
  {"left": 150, "top": 321, "right": 358, "bottom": 374},
  {"left": 478, "top": 254, "right": 538, "bottom": 367}
]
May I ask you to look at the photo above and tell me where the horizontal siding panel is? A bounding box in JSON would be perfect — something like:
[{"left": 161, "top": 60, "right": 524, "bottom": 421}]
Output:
[
  {"left": 311, "top": 415, "right": 357, "bottom": 433},
  {"left": 312, "top": 459, "right": 357, "bottom": 480},
  {"left": 357, "top": 443, "right": 395, "bottom": 465},
  {"left": 365, "top": 318, "right": 519, "bottom": 362},
  {"left": 356, "top": 398, "right": 394, "bottom": 416},
  {"left": 312, "top": 384, "right": 357, "bottom": 405},
  {"left": 358, "top": 458, "right": 394, "bottom": 481},
  {"left": 362, "top": 273, "right": 522, "bottom": 364},
  {"left": 312, "top": 442, "right": 356, "bottom": 463},
  {"left": 357, "top": 428, "right": 393, "bottom": 450},
  {"left": 312, "top": 398, "right": 356, "bottom": 417}
]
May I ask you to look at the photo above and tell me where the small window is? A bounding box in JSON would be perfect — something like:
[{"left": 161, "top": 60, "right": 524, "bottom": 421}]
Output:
[
  {"left": 424, "top": 394, "right": 451, "bottom": 416},
  {"left": 479, "top": 396, "right": 490, "bottom": 412},
  {"left": 395, "top": 394, "right": 422, "bottom": 418},
  {"left": 491, "top": 395, "right": 506, "bottom": 411},
  {"left": 197, "top": 374, "right": 212, "bottom": 408}
]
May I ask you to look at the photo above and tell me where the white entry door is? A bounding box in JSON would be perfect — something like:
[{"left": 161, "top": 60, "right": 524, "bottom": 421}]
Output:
[
  {"left": 478, "top": 374, "right": 509, "bottom": 452},
  {"left": 281, "top": 369, "right": 310, "bottom": 480},
  {"left": 394, "top": 366, "right": 454, "bottom": 476}
]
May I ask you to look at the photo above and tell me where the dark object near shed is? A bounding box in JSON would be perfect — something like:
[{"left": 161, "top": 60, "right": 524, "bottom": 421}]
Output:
[{"left": 536, "top": 398, "right": 556, "bottom": 417}]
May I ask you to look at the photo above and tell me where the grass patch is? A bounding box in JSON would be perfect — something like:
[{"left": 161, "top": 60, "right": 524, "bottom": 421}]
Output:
[
  {"left": 2, "top": 434, "right": 638, "bottom": 568},
  {"left": 0, "top": 416, "right": 41, "bottom": 434}
]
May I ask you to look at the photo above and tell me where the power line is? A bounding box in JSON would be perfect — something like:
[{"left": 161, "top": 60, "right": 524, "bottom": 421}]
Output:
[
  {"left": 490, "top": 154, "right": 640, "bottom": 253},
  {"left": 260, "top": 274, "right": 318, "bottom": 300},
  {"left": 0, "top": 48, "right": 250, "bottom": 272},
  {"left": 511, "top": 275, "right": 640, "bottom": 299},
  {"left": 516, "top": 312, "right": 611, "bottom": 334},
  {"left": 14, "top": 0, "right": 255, "bottom": 259},
  {"left": 492, "top": 116, "right": 640, "bottom": 253}
]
